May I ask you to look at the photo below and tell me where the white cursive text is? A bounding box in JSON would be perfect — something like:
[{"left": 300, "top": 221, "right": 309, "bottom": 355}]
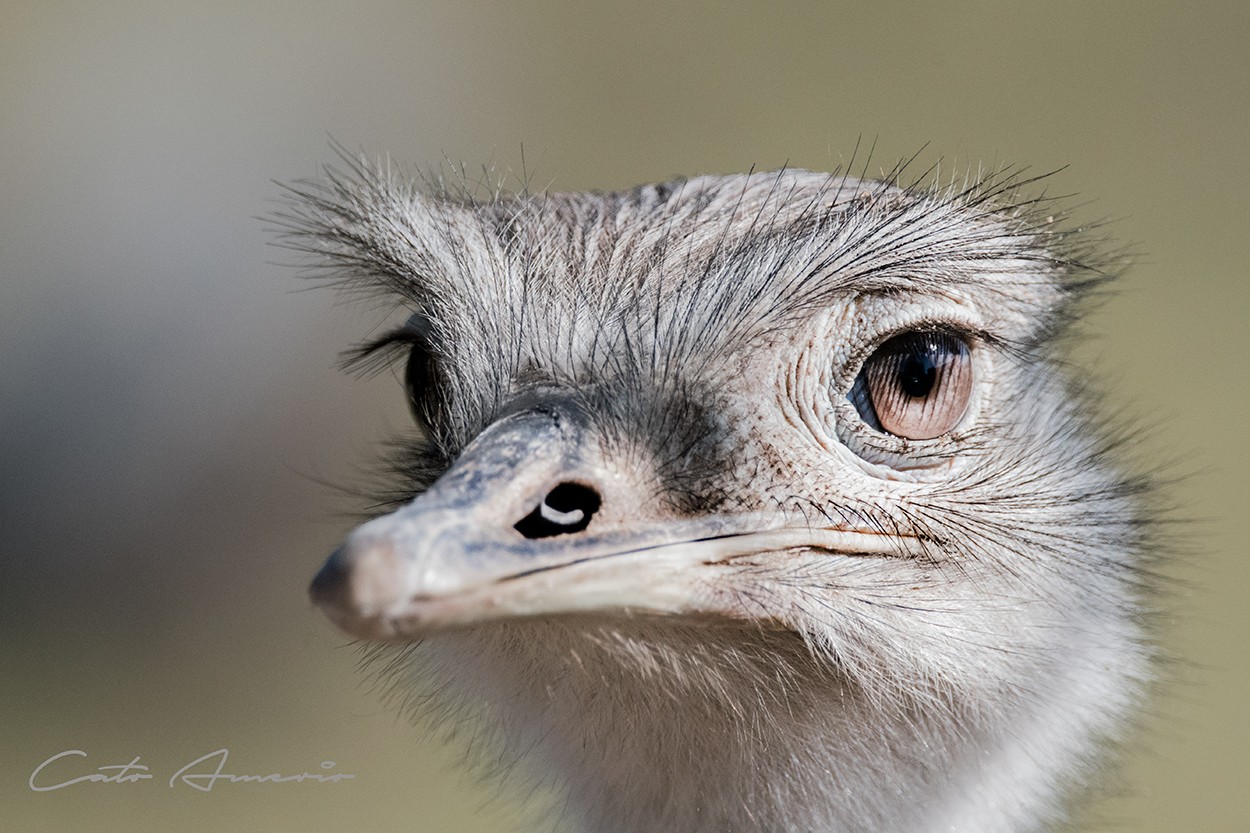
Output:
[{"left": 29, "top": 748, "right": 355, "bottom": 792}]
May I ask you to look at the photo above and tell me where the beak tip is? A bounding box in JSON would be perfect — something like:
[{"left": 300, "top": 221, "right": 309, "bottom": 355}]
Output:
[
  {"left": 309, "top": 544, "right": 351, "bottom": 610},
  {"left": 310, "top": 534, "right": 416, "bottom": 639}
]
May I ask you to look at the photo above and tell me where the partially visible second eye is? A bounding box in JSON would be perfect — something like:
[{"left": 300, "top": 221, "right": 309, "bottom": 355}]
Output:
[
  {"left": 404, "top": 342, "right": 436, "bottom": 426},
  {"left": 344, "top": 314, "right": 442, "bottom": 433},
  {"left": 852, "top": 331, "right": 974, "bottom": 440}
]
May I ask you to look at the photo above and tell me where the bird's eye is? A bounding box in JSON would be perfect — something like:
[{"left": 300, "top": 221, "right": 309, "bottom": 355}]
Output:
[
  {"left": 854, "top": 331, "right": 973, "bottom": 440},
  {"left": 404, "top": 342, "right": 435, "bottom": 425}
]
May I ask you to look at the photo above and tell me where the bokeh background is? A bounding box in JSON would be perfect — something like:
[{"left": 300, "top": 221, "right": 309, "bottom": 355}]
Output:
[{"left": 3, "top": 2, "right": 1246, "bottom": 831}]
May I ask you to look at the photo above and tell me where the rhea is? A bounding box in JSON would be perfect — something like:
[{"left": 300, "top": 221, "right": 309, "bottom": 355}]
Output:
[{"left": 284, "top": 160, "right": 1150, "bottom": 833}]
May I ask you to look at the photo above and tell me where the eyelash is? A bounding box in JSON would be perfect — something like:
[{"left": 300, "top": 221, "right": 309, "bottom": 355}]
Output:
[{"left": 343, "top": 327, "right": 430, "bottom": 376}]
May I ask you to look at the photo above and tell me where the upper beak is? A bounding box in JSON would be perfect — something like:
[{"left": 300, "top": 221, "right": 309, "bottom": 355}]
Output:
[{"left": 309, "top": 401, "right": 900, "bottom": 641}]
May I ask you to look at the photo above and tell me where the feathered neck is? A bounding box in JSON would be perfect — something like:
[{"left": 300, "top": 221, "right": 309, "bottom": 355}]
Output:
[{"left": 384, "top": 611, "right": 1136, "bottom": 833}]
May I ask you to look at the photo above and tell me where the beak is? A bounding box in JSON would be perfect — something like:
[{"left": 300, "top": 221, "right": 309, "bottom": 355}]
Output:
[{"left": 309, "top": 402, "right": 899, "bottom": 641}]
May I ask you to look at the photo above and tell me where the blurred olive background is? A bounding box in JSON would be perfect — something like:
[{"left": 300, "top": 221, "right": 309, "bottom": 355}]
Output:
[{"left": 2, "top": 1, "right": 1246, "bottom": 831}]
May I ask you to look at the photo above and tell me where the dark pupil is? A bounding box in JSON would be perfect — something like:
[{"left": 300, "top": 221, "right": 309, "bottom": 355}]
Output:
[{"left": 898, "top": 349, "right": 937, "bottom": 398}]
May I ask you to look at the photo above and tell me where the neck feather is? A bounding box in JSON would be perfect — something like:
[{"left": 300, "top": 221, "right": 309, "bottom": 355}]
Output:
[{"left": 382, "top": 614, "right": 1140, "bottom": 833}]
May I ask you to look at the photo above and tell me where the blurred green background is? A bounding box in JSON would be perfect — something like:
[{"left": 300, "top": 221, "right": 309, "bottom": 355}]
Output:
[{"left": 2, "top": 1, "right": 1246, "bottom": 831}]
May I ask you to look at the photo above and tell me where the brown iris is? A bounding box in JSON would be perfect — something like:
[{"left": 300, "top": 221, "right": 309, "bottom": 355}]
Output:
[{"left": 860, "top": 331, "right": 973, "bottom": 440}]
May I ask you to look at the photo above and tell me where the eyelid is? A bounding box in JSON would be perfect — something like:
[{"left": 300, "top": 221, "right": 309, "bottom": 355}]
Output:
[
  {"left": 849, "top": 320, "right": 994, "bottom": 375},
  {"left": 875, "top": 320, "right": 987, "bottom": 349}
]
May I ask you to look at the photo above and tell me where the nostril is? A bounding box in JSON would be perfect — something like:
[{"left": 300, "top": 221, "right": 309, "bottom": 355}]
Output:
[
  {"left": 543, "top": 482, "right": 597, "bottom": 518},
  {"left": 514, "top": 482, "right": 601, "bottom": 539}
]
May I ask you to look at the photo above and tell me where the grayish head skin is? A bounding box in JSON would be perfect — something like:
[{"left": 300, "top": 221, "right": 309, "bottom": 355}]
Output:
[{"left": 279, "top": 159, "right": 1152, "bottom": 833}]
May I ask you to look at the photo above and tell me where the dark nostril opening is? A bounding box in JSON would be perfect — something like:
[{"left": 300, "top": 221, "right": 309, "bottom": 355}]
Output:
[{"left": 514, "top": 482, "right": 601, "bottom": 539}]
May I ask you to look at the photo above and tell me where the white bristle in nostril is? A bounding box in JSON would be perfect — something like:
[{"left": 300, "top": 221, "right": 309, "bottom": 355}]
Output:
[{"left": 540, "top": 502, "right": 584, "bottom": 526}]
